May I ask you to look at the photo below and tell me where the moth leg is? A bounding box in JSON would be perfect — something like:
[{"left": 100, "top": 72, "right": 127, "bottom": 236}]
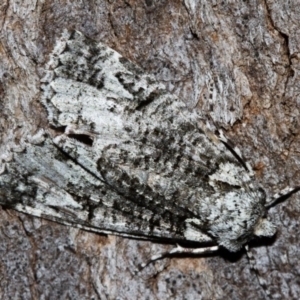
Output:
[
  {"left": 169, "top": 244, "right": 219, "bottom": 255},
  {"left": 140, "top": 244, "right": 219, "bottom": 269}
]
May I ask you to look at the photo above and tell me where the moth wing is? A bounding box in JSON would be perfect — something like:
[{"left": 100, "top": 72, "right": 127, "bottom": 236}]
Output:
[
  {"left": 1, "top": 140, "right": 213, "bottom": 244},
  {"left": 38, "top": 30, "right": 252, "bottom": 245},
  {"left": 41, "top": 30, "right": 169, "bottom": 179},
  {"left": 41, "top": 30, "right": 165, "bottom": 125}
]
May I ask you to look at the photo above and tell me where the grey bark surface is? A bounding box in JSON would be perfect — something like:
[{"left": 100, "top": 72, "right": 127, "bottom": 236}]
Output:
[{"left": 0, "top": 0, "right": 299, "bottom": 299}]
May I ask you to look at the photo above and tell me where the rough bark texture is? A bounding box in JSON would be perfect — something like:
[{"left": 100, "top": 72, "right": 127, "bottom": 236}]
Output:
[{"left": 0, "top": 0, "right": 299, "bottom": 299}]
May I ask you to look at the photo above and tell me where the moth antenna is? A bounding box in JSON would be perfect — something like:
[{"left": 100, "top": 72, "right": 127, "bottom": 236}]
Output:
[
  {"left": 245, "top": 245, "right": 271, "bottom": 299},
  {"left": 199, "top": 112, "right": 251, "bottom": 174},
  {"left": 265, "top": 186, "right": 300, "bottom": 209},
  {"left": 139, "top": 244, "right": 219, "bottom": 270},
  {"left": 217, "top": 130, "right": 250, "bottom": 172}
]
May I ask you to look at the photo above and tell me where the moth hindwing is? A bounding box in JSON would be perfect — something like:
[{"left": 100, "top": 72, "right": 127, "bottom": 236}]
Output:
[{"left": 8, "top": 30, "right": 280, "bottom": 257}]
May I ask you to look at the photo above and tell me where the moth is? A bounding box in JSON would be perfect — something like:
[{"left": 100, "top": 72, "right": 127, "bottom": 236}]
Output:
[{"left": 0, "top": 30, "right": 297, "bottom": 268}]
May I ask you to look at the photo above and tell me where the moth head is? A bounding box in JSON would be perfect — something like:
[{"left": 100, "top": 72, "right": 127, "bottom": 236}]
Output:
[
  {"left": 253, "top": 217, "right": 276, "bottom": 237},
  {"left": 255, "top": 186, "right": 300, "bottom": 237}
]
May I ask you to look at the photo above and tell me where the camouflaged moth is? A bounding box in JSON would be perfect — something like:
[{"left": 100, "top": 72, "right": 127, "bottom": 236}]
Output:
[{"left": 1, "top": 30, "right": 297, "bottom": 268}]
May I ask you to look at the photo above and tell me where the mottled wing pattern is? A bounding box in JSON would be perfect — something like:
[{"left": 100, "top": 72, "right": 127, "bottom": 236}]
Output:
[{"left": 39, "top": 30, "right": 257, "bottom": 246}]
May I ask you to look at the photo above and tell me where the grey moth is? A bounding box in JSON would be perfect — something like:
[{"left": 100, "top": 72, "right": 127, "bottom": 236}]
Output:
[{"left": 0, "top": 30, "right": 296, "bottom": 266}]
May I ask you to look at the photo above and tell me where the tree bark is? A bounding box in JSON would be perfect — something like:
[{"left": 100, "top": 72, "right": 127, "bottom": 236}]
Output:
[{"left": 0, "top": 0, "right": 299, "bottom": 299}]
